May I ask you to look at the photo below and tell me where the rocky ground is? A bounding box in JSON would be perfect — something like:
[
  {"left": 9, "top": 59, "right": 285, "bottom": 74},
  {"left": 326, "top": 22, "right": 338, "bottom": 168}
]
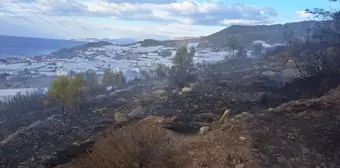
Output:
[{"left": 0, "top": 58, "right": 307, "bottom": 168}]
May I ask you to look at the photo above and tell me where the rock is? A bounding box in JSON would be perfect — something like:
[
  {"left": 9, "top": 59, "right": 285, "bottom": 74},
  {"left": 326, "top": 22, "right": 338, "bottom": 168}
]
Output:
[
  {"left": 261, "top": 71, "right": 276, "bottom": 77},
  {"left": 106, "top": 86, "right": 113, "bottom": 91},
  {"left": 280, "top": 69, "right": 299, "bottom": 78},
  {"left": 235, "top": 163, "right": 245, "bottom": 168},
  {"left": 297, "top": 111, "right": 307, "bottom": 117},
  {"left": 268, "top": 108, "right": 274, "bottom": 112},
  {"left": 96, "top": 94, "right": 107, "bottom": 99},
  {"left": 190, "top": 122, "right": 210, "bottom": 128},
  {"left": 199, "top": 126, "right": 210, "bottom": 135},
  {"left": 36, "top": 164, "right": 46, "bottom": 168},
  {"left": 195, "top": 113, "right": 217, "bottom": 121},
  {"left": 242, "top": 74, "right": 254, "bottom": 80},
  {"left": 182, "top": 87, "right": 193, "bottom": 92},
  {"left": 239, "top": 136, "right": 246, "bottom": 141},
  {"left": 38, "top": 155, "right": 52, "bottom": 164},
  {"left": 277, "top": 157, "right": 286, "bottom": 163},
  {"left": 117, "top": 98, "right": 127, "bottom": 103},
  {"left": 188, "top": 151, "right": 195, "bottom": 156},
  {"left": 285, "top": 59, "right": 295, "bottom": 67},
  {"left": 152, "top": 89, "right": 167, "bottom": 95},
  {"left": 234, "top": 112, "right": 253, "bottom": 119},
  {"left": 302, "top": 147, "right": 310, "bottom": 154},
  {"left": 109, "top": 92, "right": 117, "bottom": 96},
  {"left": 128, "top": 106, "right": 146, "bottom": 118}
]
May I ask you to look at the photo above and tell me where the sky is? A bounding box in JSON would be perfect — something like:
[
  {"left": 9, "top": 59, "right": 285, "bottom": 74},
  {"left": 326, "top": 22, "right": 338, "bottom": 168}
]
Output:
[{"left": 0, "top": 0, "right": 338, "bottom": 40}]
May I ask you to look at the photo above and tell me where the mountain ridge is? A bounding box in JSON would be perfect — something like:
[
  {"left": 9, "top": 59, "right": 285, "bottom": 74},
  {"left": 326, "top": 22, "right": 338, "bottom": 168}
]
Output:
[{"left": 201, "top": 20, "right": 318, "bottom": 48}]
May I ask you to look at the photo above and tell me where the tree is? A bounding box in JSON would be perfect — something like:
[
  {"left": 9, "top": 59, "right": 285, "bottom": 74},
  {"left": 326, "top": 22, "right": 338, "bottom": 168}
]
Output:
[
  {"left": 283, "top": 25, "right": 295, "bottom": 47},
  {"left": 154, "top": 64, "right": 170, "bottom": 79},
  {"left": 172, "top": 46, "right": 195, "bottom": 70},
  {"left": 102, "top": 69, "right": 126, "bottom": 89},
  {"left": 236, "top": 46, "right": 247, "bottom": 59},
  {"left": 170, "top": 46, "right": 196, "bottom": 88},
  {"left": 226, "top": 36, "right": 240, "bottom": 57},
  {"left": 84, "top": 69, "right": 99, "bottom": 90},
  {"left": 292, "top": 0, "right": 340, "bottom": 88},
  {"left": 48, "top": 74, "right": 85, "bottom": 113},
  {"left": 253, "top": 43, "right": 264, "bottom": 56}
]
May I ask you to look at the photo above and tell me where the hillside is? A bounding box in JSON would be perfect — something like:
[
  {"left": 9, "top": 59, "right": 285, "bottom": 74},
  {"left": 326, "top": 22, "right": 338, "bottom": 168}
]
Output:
[
  {"left": 65, "top": 85, "right": 340, "bottom": 168},
  {"left": 203, "top": 21, "right": 318, "bottom": 48},
  {"left": 50, "top": 41, "right": 112, "bottom": 58},
  {"left": 133, "top": 21, "right": 318, "bottom": 49}
]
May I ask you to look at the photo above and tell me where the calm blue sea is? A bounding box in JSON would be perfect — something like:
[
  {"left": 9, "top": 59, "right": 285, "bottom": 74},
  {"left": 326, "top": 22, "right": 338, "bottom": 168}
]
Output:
[{"left": 0, "top": 35, "right": 85, "bottom": 58}]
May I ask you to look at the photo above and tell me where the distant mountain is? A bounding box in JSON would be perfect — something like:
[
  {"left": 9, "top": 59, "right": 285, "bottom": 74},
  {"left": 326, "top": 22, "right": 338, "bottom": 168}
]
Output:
[
  {"left": 202, "top": 21, "right": 319, "bottom": 48},
  {"left": 78, "top": 38, "right": 136, "bottom": 44},
  {"left": 171, "top": 36, "right": 202, "bottom": 40},
  {"left": 102, "top": 38, "right": 136, "bottom": 44}
]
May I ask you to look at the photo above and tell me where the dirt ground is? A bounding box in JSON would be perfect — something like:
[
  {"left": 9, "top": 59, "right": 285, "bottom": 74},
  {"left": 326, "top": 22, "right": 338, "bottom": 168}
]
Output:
[{"left": 65, "top": 86, "right": 340, "bottom": 168}]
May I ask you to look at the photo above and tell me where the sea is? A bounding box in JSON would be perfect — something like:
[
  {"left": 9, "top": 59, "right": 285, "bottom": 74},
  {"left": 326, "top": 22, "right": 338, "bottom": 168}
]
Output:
[{"left": 0, "top": 35, "right": 85, "bottom": 58}]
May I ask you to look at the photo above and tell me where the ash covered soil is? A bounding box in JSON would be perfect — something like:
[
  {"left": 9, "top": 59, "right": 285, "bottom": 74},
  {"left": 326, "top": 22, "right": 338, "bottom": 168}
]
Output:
[{"left": 0, "top": 58, "right": 317, "bottom": 168}]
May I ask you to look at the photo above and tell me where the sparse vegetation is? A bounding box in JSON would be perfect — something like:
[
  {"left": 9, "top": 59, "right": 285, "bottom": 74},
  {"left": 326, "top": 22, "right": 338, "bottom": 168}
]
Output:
[
  {"left": 83, "top": 69, "right": 103, "bottom": 96},
  {"left": 154, "top": 63, "right": 170, "bottom": 79},
  {"left": 252, "top": 43, "right": 264, "bottom": 56},
  {"left": 235, "top": 46, "right": 247, "bottom": 59},
  {"left": 0, "top": 90, "right": 50, "bottom": 140},
  {"left": 102, "top": 69, "right": 126, "bottom": 89}
]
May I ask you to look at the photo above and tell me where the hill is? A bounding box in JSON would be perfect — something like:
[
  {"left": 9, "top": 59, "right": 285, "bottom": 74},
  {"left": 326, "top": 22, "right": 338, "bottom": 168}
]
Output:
[
  {"left": 202, "top": 21, "right": 318, "bottom": 48},
  {"left": 133, "top": 21, "right": 318, "bottom": 49},
  {"left": 78, "top": 38, "right": 136, "bottom": 44},
  {"left": 50, "top": 41, "right": 112, "bottom": 58}
]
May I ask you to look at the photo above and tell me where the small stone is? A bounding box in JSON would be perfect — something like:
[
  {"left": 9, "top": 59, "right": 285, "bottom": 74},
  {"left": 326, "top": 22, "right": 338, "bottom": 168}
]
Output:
[
  {"left": 302, "top": 147, "right": 310, "bottom": 154},
  {"left": 268, "top": 108, "right": 274, "bottom": 112},
  {"left": 199, "top": 126, "right": 210, "bottom": 135},
  {"left": 182, "top": 87, "right": 192, "bottom": 92},
  {"left": 36, "top": 164, "right": 46, "bottom": 168},
  {"left": 262, "top": 71, "right": 276, "bottom": 77},
  {"left": 277, "top": 157, "right": 286, "bottom": 163},
  {"left": 239, "top": 136, "right": 246, "bottom": 141},
  {"left": 188, "top": 151, "right": 195, "bottom": 155},
  {"left": 235, "top": 163, "right": 245, "bottom": 168},
  {"left": 297, "top": 111, "right": 307, "bottom": 117},
  {"left": 117, "top": 97, "right": 127, "bottom": 102}
]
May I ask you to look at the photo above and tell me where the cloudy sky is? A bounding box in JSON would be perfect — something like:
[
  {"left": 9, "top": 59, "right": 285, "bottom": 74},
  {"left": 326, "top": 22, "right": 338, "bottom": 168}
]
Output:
[{"left": 0, "top": 0, "right": 338, "bottom": 40}]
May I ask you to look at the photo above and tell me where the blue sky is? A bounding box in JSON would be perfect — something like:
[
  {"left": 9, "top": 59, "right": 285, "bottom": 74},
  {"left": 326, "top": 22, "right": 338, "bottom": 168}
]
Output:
[{"left": 0, "top": 0, "right": 338, "bottom": 40}]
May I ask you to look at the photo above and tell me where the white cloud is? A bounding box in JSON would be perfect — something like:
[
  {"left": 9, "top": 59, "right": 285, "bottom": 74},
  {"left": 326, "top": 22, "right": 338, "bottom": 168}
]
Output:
[
  {"left": 296, "top": 11, "right": 313, "bottom": 18},
  {"left": 220, "top": 19, "right": 262, "bottom": 25},
  {"left": 0, "top": 0, "right": 279, "bottom": 39},
  {"left": 1, "top": 0, "right": 277, "bottom": 26}
]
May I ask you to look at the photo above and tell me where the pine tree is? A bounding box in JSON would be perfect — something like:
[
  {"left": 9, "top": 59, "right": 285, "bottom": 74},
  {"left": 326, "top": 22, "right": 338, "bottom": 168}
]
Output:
[
  {"left": 48, "top": 74, "right": 85, "bottom": 113},
  {"left": 172, "top": 46, "right": 195, "bottom": 70}
]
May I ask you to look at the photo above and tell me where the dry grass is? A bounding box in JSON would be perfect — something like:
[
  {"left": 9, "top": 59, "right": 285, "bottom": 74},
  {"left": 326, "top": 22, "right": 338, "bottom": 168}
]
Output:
[{"left": 66, "top": 118, "right": 182, "bottom": 168}]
